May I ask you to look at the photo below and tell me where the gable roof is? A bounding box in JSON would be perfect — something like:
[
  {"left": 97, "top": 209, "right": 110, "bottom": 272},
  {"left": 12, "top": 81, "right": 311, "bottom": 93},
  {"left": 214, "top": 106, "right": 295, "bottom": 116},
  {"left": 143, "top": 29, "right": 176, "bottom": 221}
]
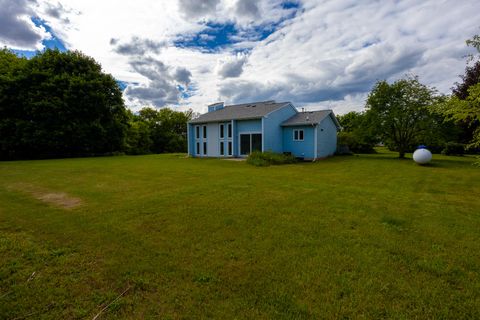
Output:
[
  {"left": 281, "top": 110, "right": 340, "bottom": 128},
  {"left": 189, "top": 101, "right": 292, "bottom": 124}
]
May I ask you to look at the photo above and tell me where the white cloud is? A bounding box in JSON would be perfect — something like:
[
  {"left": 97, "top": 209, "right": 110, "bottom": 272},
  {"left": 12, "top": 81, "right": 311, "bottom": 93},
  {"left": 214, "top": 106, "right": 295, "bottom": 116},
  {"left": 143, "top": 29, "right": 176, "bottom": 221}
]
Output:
[
  {"left": 0, "top": 0, "right": 49, "bottom": 50},
  {"left": 3, "top": 0, "right": 480, "bottom": 115},
  {"left": 216, "top": 53, "right": 248, "bottom": 78}
]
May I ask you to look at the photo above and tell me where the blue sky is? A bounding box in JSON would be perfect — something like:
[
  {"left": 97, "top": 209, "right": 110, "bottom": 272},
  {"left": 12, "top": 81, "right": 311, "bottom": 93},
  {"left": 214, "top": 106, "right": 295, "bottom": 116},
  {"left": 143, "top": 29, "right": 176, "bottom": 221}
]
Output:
[{"left": 1, "top": 0, "right": 479, "bottom": 114}]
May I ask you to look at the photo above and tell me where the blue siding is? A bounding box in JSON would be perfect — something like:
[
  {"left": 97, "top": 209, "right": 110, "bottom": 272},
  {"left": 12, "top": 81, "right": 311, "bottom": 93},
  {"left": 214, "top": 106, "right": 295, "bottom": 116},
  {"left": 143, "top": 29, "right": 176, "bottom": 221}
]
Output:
[
  {"left": 317, "top": 115, "right": 338, "bottom": 158},
  {"left": 282, "top": 126, "right": 315, "bottom": 159},
  {"left": 263, "top": 104, "right": 298, "bottom": 153},
  {"left": 188, "top": 124, "right": 195, "bottom": 157},
  {"left": 232, "top": 120, "right": 238, "bottom": 157},
  {"left": 236, "top": 119, "right": 262, "bottom": 133}
]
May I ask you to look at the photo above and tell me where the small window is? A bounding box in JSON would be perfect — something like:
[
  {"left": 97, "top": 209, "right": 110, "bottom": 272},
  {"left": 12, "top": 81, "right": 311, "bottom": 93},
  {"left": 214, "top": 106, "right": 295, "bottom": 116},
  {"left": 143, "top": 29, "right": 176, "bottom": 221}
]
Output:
[
  {"left": 220, "top": 124, "right": 224, "bottom": 138},
  {"left": 293, "top": 129, "right": 304, "bottom": 141},
  {"left": 227, "top": 123, "right": 232, "bottom": 138},
  {"left": 195, "top": 126, "right": 200, "bottom": 139},
  {"left": 203, "top": 126, "right": 207, "bottom": 139},
  {"left": 196, "top": 142, "right": 200, "bottom": 155},
  {"left": 220, "top": 141, "right": 224, "bottom": 155},
  {"left": 203, "top": 142, "right": 207, "bottom": 155},
  {"left": 228, "top": 141, "right": 232, "bottom": 155}
]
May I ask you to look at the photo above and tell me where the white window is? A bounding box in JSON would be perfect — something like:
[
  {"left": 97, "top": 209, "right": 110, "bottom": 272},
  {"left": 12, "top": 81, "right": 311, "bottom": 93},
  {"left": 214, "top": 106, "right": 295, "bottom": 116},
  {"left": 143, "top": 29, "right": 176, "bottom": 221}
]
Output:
[
  {"left": 195, "top": 126, "right": 200, "bottom": 139},
  {"left": 196, "top": 142, "right": 200, "bottom": 155},
  {"left": 219, "top": 124, "right": 224, "bottom": 138},
  {"left": 293, "top": 129, "right": 304, "bottom": 141},
  {"left": 220, "top": 141, "right": 224, "bottom": 155},
  {"left": 227, "top": 123, "right": 232, "bottom": 138},
  {"left": 203, "top": 126, "right": 207, "bottom": 139},
  {"left": 203, "top": 142, "right": 207, "bottom": 155},
  {"left": 228, "top": 141, "right": 232, "bottom": 156}
]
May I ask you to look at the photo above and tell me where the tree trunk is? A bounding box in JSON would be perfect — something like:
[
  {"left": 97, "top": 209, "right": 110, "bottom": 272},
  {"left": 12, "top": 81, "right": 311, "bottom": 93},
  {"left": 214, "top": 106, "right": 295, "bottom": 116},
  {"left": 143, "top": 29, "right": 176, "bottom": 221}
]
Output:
[{"left": 399, "top": 151, "right": 405, "bottom": 158}]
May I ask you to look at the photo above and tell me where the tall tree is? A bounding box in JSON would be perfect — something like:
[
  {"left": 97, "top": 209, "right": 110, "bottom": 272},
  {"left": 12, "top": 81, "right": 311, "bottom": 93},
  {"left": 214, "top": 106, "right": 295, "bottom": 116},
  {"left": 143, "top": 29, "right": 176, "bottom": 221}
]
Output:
[
  {"left": 125, "top": 107, "right": 193, "bottom": 154},
  {"left": 0, "top": 49, "right": 128, "bottom": 160},
  {"left": 336, "top": 111, "right": 377, "bottom": 153},
  {"left": 365, "top": 76, "right": 440, "bottom": 158}
]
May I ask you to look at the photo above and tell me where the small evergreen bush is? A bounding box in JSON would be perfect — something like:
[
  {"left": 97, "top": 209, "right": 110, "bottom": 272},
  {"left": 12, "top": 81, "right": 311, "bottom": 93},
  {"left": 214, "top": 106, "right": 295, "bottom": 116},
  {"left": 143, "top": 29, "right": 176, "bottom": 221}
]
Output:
[{"left": 246, "top": 151, "right": 297, "bottom": 167}]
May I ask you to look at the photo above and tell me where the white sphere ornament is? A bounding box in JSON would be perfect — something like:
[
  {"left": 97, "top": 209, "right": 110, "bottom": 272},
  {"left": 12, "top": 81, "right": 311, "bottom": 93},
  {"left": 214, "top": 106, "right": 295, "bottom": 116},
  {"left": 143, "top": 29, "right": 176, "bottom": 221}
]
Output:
[{"left": 413, "top": 147, "right": 432, "bottom": 165}]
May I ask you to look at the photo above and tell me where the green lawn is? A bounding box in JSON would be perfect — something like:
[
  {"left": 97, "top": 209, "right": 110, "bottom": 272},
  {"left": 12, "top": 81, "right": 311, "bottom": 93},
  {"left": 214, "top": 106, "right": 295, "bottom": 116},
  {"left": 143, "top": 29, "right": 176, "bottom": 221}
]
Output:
[{"left": 1, "top": 150, "right": 479, "bottom": 319}]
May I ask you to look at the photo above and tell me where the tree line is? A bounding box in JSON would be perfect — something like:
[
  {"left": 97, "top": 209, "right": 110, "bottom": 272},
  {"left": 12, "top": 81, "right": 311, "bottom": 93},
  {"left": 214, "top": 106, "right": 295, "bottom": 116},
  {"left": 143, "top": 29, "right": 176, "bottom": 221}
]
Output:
[
  {"left": 337, "top": 35, "right": 480, "bottom": 158},
  {"left": 0, "top": 49, "right": 192, "bottom": 160}
]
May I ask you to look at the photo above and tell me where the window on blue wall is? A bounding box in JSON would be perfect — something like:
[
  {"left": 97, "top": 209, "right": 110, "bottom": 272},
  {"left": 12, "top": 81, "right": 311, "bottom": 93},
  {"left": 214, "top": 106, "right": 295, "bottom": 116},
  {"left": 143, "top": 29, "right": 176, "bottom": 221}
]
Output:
[
  {"left": 227, "top": 123, "right": 232, "bottom": 138},
  {"left": 203, "top": 126, "right": 207, "bottom": 139},
  {"left": 220, "top": 141, "right": 224, "bottom": 155},
  {"left": 196, "top": 142, "right": 200, "bottom": 154},
  {"left": 203, "top": 142, "right": 207, "bottom": 155},
  {"left": 195, "top": 126, "right": 200, "bottom": 139},
  {"left": 220, "top": 124, "right": 224, "bottom": 138},
  {"left": 293, "top": 129, "right": 304, "bottom": 141},
  {"left": 228, "top": 141, "right": 232, "bottom": 155}
]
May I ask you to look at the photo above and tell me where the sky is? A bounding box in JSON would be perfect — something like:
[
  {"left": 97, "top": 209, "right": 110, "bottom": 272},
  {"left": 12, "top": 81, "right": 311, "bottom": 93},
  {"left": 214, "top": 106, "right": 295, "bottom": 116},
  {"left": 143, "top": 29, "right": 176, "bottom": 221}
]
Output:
[{"left": 1, "top": 0, "right": 479, "bottom": 114}]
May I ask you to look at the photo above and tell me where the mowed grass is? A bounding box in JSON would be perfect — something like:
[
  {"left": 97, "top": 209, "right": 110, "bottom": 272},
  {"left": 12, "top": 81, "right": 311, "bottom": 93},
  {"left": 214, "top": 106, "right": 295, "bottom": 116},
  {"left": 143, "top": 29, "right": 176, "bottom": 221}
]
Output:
[{"left": 0, "top": 149, "right": 479, "bottom": 319}]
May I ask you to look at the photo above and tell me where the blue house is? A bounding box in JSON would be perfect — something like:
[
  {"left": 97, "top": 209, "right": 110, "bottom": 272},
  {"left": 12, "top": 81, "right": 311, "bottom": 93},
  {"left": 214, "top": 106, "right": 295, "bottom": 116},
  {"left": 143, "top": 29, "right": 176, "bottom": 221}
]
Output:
[{"left": 187, "top": 101, "right": 340, "bottom": 160}]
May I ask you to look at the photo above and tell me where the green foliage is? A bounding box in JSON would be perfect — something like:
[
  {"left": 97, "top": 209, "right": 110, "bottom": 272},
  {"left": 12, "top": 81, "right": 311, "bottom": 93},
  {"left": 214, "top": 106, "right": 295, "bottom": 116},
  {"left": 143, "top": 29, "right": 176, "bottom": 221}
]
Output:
[
  {"left": 442, "top": 142, "right": 465, "bottom": 156},
  {"left": 246, "top": 151, "right": 297, "bottom": 166},
  {"left": 336, "top": 111, "right": 377, "bottom": 153},
  {"left": 0, "top": 49, "right": 128, "bottom": 160},
  {"left": 337, "top": 131, "right": 375, "bottom": 154},
  {"left": 365, "top": 76, "right": 444, "bottom": 158},
  {"left": 125, "top": 107, "right": 192, "bottom": 155},
  {"left": 438, "top": 83, "right": 480, "bottom": 150}
]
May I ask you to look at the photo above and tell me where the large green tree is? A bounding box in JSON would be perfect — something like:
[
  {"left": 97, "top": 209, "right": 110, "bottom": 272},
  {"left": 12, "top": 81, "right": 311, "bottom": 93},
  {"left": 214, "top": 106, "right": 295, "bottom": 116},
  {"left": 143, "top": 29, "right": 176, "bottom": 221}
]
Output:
[
  {"left": 125, "top": 107, "right": 193, "bottom": 154},
  {"left": 365, "top": 76, "right": 442, "bottom": 158},
  {"left": 0, "top": 49, "right": 128, "bottom": 160},
  {"left": 336, "top": 111, "right": 377, "bottom": 153},
  {"left": 440, "top": 34, "right": 480, "bottom": 150}
]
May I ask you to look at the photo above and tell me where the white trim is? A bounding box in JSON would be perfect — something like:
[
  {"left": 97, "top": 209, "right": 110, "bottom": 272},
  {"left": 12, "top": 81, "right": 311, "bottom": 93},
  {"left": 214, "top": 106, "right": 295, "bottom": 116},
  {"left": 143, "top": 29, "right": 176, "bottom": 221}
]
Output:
[
  {"left": 238, "top": 131, "right": 262, "bottom": 156},
  {"left": 314, "top": 125, "right": 318, "bottom": 161},
  {"left": 230, "top": 120, "right": 234, "bottom": 156},
  {"left": 219, "top": 123, "right": 225, "bottom": 139},
  {"left": 202, "top": 125, "right": 207, "bottom": 139},
  {"left": 261, "top": 118, "right": 265, "bottom": 152},
  {"left": 195, "top": 125, "right": 200, "bottom": 140},
  {"left": 220, "top": 140, "right": 225, "bottom": 156},
  {"left": 195, "top": 142, "right": 200, "bottom": 156},
  {"left": 293, "top": 129, "right": 304, "bottom": 141}
]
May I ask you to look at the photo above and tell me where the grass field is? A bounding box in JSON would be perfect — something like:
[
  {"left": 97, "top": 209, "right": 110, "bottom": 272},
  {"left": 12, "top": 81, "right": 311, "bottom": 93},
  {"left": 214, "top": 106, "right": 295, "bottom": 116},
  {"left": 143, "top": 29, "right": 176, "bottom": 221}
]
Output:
[{"left": 1, "top": 149, "right": 479, "bottom": 319}]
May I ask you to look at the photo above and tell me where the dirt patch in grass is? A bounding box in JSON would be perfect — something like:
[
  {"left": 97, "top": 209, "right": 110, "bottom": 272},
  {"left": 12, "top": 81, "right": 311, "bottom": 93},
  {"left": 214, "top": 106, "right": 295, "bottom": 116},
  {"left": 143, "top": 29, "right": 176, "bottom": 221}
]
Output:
[{"left": 9, "top": 183, "right": 82, "bottom": 209}]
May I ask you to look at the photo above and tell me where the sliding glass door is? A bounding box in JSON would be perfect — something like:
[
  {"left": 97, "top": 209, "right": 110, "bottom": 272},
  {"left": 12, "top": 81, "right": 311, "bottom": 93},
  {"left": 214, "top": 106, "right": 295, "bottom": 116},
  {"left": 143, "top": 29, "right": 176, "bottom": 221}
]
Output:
[{"left": 239, "top": 133, "right": 262, "bottom": 155}]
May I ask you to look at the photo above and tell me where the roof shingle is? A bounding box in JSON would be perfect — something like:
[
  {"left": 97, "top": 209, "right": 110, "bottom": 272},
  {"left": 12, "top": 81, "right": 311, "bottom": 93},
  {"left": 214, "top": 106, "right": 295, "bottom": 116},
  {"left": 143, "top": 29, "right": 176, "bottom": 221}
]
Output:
[
  {"left": 189, "top": 101, "right": 291, "bottom": 123},
  {"left": 281, "top": 110, "right": 337, "bottom": 126}
]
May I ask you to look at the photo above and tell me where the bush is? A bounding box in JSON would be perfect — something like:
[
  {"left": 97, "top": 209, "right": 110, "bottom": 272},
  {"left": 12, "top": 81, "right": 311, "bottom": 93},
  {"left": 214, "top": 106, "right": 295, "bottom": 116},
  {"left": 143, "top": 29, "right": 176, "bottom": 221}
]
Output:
[
  {"left": 337, "top": 132, "right": 376, "bottom": 154},
  {"left": 246, "top": 151, "right": 297, "bottom": 167},
  {"left": 442, "top": 142, "right": 465, "bottom": 155}
]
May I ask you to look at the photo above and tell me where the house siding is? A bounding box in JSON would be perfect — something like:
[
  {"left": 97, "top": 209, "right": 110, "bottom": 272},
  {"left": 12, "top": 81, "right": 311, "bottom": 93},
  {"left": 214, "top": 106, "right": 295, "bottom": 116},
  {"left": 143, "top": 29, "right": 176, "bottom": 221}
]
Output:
[
  {"left": 317, "top": 115, "right": 338, "bottom": 158},
  {"left": 282, "top": 126, "right": 315, "bottom": 159},
  {"left": 206, "top": 122, "right": 219, "bottom": 156},
  {"left": 263, "top": 104, "right": 298, "bottom": 153},
  {"left": 188, "top": 124, "right": 195, "bottom": 157},
  {"left": 236, "top": 119, "right": 262, "bottom": 133}
]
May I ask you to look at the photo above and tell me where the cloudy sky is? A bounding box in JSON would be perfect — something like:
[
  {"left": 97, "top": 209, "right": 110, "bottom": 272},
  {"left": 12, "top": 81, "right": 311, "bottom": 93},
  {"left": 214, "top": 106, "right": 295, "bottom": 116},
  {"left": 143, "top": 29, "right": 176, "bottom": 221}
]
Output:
[{"left": 1, "top": 0, "right": 479, "bottom": 114}]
